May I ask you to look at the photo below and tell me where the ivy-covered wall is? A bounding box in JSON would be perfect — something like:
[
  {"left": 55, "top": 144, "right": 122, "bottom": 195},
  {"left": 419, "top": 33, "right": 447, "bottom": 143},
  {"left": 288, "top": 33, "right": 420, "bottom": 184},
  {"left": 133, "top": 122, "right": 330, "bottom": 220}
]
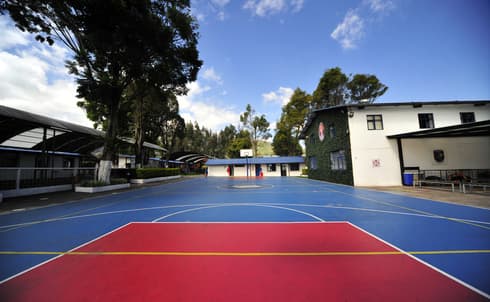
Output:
[{"left": 305, "top": 108, "right": 353, "bottom": 185}]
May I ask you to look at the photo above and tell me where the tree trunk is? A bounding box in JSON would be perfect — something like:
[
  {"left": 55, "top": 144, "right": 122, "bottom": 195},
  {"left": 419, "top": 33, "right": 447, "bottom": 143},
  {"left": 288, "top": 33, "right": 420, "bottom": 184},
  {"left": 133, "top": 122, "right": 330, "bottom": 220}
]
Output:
[
  {"left": 134, "top": 97, "right": 144, "bottom": 169},
  {"left": 98, "top": 90, "right": 121, "bottom": 184}
]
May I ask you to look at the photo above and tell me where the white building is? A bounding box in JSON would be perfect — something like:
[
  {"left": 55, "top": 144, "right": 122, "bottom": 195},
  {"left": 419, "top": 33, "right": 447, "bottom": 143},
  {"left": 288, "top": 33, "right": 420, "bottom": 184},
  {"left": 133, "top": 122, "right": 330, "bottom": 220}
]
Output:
[
  {"left": 206, "top": 156, "right": 306, "bottom": 177},
  {"left": 300, "top": 100, "right": 490, "bottom": 186}
]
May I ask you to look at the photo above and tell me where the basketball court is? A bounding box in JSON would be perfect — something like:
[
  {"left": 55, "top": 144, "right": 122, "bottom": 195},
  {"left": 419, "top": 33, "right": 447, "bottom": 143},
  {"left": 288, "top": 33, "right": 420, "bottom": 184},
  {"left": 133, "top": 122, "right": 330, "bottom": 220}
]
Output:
[{"left": 0, "top": 177, "right": 489, "bottom": 301}]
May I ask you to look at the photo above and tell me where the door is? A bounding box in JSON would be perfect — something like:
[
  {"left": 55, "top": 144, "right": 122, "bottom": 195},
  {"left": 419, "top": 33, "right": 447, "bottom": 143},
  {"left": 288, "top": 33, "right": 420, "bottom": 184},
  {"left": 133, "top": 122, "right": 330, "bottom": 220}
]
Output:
[
  {"left": 255, "top": 164, "right": 262, "bottom": 176},
  {"left": 280, "top": 164, "right": 287, "bottom": 176}
]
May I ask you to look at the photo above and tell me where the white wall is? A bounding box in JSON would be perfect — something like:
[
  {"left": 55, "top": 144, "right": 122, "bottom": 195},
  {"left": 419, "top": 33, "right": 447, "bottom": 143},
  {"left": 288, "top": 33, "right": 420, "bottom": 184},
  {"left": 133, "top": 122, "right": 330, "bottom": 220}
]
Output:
[
  {"left": 403, "top": 137, "right": 490, "bottom": 170},
  {"left": 207, "top": 163, "right": 306, "bottom": 177},
  {"left": 348, "top": 103, "right": 490, "bottom": 186}
]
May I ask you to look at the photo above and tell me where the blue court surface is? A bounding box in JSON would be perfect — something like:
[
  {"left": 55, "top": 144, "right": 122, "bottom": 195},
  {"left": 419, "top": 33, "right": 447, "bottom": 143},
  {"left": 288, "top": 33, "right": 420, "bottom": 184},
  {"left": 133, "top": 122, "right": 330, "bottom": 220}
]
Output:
[{"left": 0, "top": 177, "right": 489, "bottom": 299}]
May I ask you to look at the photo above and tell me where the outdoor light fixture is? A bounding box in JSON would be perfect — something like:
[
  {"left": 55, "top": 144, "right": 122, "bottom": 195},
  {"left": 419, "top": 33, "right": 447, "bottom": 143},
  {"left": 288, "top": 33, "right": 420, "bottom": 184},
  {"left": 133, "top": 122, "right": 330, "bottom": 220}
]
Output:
[{"left": 348, "top": 111, "right": 354, "bottom": 118}]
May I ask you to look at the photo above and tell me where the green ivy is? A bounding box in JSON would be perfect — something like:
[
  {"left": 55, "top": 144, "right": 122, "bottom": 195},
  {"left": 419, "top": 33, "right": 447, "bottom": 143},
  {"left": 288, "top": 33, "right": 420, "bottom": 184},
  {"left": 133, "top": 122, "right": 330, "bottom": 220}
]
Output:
[{"left": 305, "top": 108, "right": 354, "bottom": 185}]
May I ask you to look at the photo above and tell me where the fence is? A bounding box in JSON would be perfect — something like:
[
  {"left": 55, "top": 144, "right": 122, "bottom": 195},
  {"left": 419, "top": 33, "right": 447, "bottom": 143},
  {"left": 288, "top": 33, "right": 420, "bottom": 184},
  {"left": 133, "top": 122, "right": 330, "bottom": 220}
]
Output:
[
  {"left": 0, "top": 167, "right": 97, "bottom": 191},
  {"left": 418, "top": 169, "right": 490, "bottom": 183}
]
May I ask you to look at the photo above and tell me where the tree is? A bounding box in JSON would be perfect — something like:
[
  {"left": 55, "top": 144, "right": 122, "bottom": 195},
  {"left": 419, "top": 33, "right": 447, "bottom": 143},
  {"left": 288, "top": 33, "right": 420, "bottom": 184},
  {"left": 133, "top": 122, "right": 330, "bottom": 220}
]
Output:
[
  {"left": 227, "top": 130, "right": 252, "bottom": 158},
  {"left": 218, "top": 125, "right": 237, "bottom": 158},
  {"left": 271, "top": 88, "right": 309, "bottom": 156},
  {"left": 239, "top": 104, "right": 271, "bottom": 157},
  {"left": 311, "top": 67, "right": 388, "bottom": 109},
  {"left": 2, "top": 1, "right": 202, "bottom": 183},
  {"left": 272, "top": 127, "right": 302, "bottom": 156},
  {"left": 311, "top": 67, "right": 349, "bottom": 109},
  {"left": 281, "top": 88, "right": 311, "bottom": 139},
  {"left": 347, "top": 74, "right": 388, "bottom": 103},
  {"left": 161, "top": 114, "right": 185, "bottom": 155}
]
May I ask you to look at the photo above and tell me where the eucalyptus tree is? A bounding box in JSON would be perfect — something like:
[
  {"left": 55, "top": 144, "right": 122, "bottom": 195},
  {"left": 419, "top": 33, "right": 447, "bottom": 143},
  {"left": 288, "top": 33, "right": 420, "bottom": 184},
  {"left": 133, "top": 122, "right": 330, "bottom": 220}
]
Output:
[
  {"left": 311, "top": 67, "right": 388, "bottom": 109},
  {"left": 2, "top": 0, "right": 202, "bottom": 183},
  {"left": 239, "top": 104, "right": 271, "bottom": 157}
]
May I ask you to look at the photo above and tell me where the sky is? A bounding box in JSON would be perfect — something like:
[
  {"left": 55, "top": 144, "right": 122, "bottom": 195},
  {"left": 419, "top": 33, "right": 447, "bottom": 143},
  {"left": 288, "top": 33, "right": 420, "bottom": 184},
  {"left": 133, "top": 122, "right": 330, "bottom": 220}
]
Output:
[{"left": 0, "top": 0, "right": 489, "bottom": 133}]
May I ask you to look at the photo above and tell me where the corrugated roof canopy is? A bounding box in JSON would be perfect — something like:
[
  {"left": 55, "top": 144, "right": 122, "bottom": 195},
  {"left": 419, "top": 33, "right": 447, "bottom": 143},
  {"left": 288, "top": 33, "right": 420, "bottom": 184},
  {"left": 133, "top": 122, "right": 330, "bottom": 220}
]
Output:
[{"left": 0, "top": 105, "right": 166, "bottom": 155}]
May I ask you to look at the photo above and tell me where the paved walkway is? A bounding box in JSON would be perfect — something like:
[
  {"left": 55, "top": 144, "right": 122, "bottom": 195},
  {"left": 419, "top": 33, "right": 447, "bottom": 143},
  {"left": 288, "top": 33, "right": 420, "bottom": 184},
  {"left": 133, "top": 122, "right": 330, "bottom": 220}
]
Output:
[{"left": 364, "top": 186, "right": 490, "bottom": 209}]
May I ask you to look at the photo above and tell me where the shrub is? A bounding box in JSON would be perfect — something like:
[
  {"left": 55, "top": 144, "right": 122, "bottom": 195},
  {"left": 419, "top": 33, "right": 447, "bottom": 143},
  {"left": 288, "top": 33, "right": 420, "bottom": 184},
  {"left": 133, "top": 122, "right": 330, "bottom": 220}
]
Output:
[
  {"left": 301, "top": 168, "right": 308, "bottom": 176},
  {"left": 135, "top": 168, "right": 180, "bottom": 179}
]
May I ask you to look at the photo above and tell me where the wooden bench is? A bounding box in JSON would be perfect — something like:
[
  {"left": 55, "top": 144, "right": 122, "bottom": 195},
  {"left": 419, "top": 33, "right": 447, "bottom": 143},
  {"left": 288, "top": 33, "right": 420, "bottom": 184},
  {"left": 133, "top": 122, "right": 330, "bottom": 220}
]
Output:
[{"left": 413, "top": 180, "right": 457, "bottom": 192}]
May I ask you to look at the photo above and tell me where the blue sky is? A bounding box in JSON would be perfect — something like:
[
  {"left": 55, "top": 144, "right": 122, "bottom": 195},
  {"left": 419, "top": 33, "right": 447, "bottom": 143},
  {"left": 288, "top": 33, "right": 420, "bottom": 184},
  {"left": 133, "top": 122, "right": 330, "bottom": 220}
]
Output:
[{"left": 1, "top": 0, "right": 489, "bottom": 132}]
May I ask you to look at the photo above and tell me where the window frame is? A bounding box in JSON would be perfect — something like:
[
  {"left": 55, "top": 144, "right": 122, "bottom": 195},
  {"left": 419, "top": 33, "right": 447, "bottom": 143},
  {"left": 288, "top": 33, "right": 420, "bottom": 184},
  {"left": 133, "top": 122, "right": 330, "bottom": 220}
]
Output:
[
  {"left": 309, "top": 156, "right": 318, "bottom": 170},
  {"left": 366, "top": 114, "right": 383, "bottom": 130},
  {"left": 460, "top": 112, "right": 475, "bottom": 124},
  {"left": 267, "top": 164, "right": 276, "bottom": 172},
  {"left": 330, "top": 150, "right": 347, "bottom": 171},
  {"left": 289, "top": 163, "right": 299, "bottom": 171},
  {"left": 418, "top": 113, "right": 434, "bottom": 129}
]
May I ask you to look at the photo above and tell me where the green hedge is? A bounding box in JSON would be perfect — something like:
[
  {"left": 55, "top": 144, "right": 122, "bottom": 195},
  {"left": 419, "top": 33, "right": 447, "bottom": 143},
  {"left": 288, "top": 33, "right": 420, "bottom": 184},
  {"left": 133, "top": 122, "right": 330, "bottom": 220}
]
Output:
[{"left": 135, "top": 168, "right": 180, "bottom": 179}]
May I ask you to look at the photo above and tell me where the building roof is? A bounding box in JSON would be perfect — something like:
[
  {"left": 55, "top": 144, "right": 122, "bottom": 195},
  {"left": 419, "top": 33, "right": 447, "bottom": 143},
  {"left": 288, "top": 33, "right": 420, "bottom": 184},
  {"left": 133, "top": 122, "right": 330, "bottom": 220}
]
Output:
[
  {"left": 0, "top": 105, "right": 166, "bottom": 155},
  {"left": 299, "top": 100, "right": 490, "bottom": 139},
  {"left": 312, "top": 100, "right": 490, "bottom": 113},
  {"left": 206, "top": 156, "right": 305, "bottom": 166},
  {"left": 387, "top": 120, "right": 490, "bottom": 139}
]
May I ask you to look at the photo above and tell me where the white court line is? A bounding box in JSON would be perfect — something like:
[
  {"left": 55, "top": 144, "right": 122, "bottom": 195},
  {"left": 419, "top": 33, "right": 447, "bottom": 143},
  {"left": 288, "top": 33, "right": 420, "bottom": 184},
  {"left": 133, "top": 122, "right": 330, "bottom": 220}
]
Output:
[
  {"left": 152, "top": 203, "right": 324, "bottom": 222},
  {"left": 2, "top": 201, "right": 488, "bottom": 230},
  {"left": 348, "top": 222, "right": 490, "bottom": 299},
  {"left": 0, "top": 222, "right": 132, "bottom": 284}
]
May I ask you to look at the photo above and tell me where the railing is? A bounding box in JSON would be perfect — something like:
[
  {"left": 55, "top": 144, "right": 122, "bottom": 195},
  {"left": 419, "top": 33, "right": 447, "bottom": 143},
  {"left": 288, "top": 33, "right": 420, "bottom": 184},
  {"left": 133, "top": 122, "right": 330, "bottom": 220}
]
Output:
[
  {"left": 417, "top": 169, "right": 489, "bottom": 182},
  {"left": 415, "top": 169, "right": 490, "bottom": 194},
  {"left": 0, "top": 167, "right": 97, "bottom": 191}
]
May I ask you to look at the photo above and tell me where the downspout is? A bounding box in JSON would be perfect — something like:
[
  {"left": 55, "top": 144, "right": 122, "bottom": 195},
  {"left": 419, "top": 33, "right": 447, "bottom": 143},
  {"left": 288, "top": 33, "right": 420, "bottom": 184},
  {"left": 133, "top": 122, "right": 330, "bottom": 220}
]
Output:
[{"left": 396, "top": 138, "right": 405, "bottom": 184}]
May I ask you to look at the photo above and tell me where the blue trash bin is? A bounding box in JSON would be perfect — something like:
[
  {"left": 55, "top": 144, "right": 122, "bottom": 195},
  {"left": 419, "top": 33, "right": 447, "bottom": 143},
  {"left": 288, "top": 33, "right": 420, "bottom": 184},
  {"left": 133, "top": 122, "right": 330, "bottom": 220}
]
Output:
[{"left": 403, "top": 173, "right": 413, "bottom": 186}]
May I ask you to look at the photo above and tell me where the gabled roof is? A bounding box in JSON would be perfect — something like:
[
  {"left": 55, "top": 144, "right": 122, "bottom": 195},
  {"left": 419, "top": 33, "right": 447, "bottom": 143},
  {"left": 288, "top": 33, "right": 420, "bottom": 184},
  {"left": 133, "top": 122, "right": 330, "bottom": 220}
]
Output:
[
  {"left": 206, "top": 156, "right": 304, "bottom": 166},
  {"left": 387, "top": 120, "right": 490, "bottom": 139}
]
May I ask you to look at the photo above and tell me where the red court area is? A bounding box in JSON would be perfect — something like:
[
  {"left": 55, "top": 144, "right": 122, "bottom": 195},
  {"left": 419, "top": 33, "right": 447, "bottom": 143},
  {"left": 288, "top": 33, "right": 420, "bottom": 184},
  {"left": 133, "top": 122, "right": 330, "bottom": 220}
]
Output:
[{"left": 0, "top": 222, "right": 485, "bottom": 301}]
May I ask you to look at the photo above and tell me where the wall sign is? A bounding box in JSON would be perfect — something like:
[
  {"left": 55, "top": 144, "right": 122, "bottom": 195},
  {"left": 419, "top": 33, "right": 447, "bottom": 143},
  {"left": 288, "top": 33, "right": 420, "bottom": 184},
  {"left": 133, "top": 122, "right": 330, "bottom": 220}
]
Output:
[
  {"left": 433, "top": 150, "right": 445, "bottom": 162},
  {"left": 318, "top": 122, "right": 325, "bottom": 142}
]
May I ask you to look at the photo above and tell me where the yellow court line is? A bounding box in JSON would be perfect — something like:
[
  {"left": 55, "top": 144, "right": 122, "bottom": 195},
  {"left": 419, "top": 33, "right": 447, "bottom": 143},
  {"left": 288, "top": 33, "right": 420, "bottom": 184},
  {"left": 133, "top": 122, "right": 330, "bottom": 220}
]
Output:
[{"left": 1, "top": 250, "right": 489, "bottom": 256}]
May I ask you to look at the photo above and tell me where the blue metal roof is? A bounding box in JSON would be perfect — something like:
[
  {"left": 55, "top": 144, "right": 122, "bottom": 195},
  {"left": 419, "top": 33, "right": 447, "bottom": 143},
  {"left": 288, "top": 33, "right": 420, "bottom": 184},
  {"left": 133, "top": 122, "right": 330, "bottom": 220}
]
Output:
[{"left": 206, "top": 156, "right": 304, "bottom": 166}]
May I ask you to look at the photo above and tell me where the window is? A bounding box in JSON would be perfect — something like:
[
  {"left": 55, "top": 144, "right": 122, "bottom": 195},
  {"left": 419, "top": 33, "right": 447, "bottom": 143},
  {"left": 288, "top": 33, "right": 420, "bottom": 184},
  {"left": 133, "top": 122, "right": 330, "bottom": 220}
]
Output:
[
  {"left": 267, "top": 164, "right": 276, "bottom": 172},
  {"left": 418, "top": 113, "right": 434, "bottom": 129},
  {"left": 330, "top": 150, "right": 346, "bottom": 170},
  {"left": 309, "top": 157, "right": 317, "bottom": 170},
  {"left": 367, "top": 115, "right": 383, "bottom": 130},
  {"left": 460, "top": 112, "right": 475, "bottom": 124},
  {"left": 63, "top": 157, "right": 74, "bottom": 168},
  {"left": 328, "top": 124, "right": 336, "bottom": 138},
  {"left": 0, "top": 152, "right": 18, "bottom": 167},
  {"left": 289, "top": 163, "right": 299, "bottom": 171}
]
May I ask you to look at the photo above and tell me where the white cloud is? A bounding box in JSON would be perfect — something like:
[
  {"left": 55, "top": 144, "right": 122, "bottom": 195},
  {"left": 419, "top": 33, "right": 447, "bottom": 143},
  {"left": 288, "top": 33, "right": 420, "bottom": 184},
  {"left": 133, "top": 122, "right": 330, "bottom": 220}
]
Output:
[
  {"left": 211, "top": 0, "right": 230, "bottom": 7},
  {"left": 331, "top": 1, "right": 395, "bottom": 49},
  {"left": 0, "top": 16, "right": 30, "bottom": 49},
  {"left": 290, "top": 0, "right": 305, "bottom": 13},
  {"left": 178, "top": 81, "right": 240, "bottom": 130},
  {"left": 262, "top": 87, "right": 294, "bottom": 106},
  {"left": 243, "top": 0, "right": 304, "bottom": 17},
  {"left": 330, "top": 10, "right": 364, "bottom": 49},
  {"left": 365, "top": 0, "right": 395, "bottom": 13},
  {"left": 0, "top": 18, "right": 93, "bottom": 128},
  {"left": 202, "top": 67, "right": 223, "bottom": 85}
]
